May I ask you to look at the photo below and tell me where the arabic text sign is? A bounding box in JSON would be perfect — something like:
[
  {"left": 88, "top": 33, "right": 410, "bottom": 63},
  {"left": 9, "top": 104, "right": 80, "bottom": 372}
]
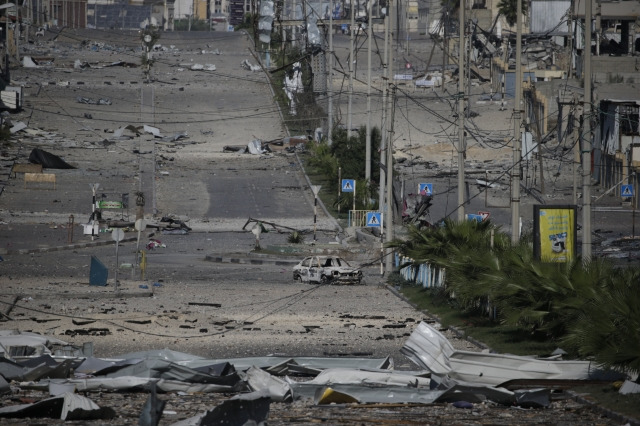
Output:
[{"left": 97, "top": 201, "right": 124, "bottom": 209}]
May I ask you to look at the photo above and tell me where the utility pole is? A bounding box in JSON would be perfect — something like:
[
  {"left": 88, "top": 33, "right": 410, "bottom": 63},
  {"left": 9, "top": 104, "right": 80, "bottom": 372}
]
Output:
[
  {"left": 328, "top": 0, "right": 333, "bottom": 144},
  {"left": 379, "top": 4, "right": 390, "bottom": 215},
  {"left": 347, "top": 0, "right": 355, "bottom": 137},
  {"left": 568, "top": 0, "right": 573, "bottom": 77},
  {"left": 456, "top": 0, "right": 465, "bottom": 222},
  {"left": 365, "top": 0, "right": 372, "bottom": 182},
  {"left": 572, "top": 95, "right": 580, "bottom": 204},
  {"left": 384, "top": 0, "right": 395, "bottom": 274},
  {"left": 582, "top": 0, "right": 592, "bottom": 260},
  {"left": 442, "top": 9, "right": 448, "bottom": 92},
  {"left": 511, "top": 0, "right": 523, "bottom": 243}
]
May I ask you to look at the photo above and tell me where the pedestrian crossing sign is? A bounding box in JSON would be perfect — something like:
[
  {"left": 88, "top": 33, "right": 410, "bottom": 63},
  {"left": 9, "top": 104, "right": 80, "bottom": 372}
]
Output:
[
  {"left": 466, "top": 214, "right": 483, "bottom": 222},
  {"left": 621, "top": 184, "right": 634, "bottom": 198},
  {"left": 418, "top": 183, "right": 433, "bottom": 196},
  {"left": 342, "top": 179, "right": 355, "bottom": 193},
  {"left": 366, "top": 212, "right": 382, "bottom": 227}
]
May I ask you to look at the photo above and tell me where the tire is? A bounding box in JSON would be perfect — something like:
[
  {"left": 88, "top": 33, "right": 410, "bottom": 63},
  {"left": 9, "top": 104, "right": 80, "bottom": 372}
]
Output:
[{"left": 320, "top": 275, "right": 329, "bottom": 284}]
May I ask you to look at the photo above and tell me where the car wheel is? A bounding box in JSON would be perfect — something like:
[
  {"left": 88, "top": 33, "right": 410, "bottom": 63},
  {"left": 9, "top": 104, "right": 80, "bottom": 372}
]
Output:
[
  {"left": 293, "top": 274, "right": 302, "bottom": 282},
  {"left": 320, "top": 275, "right": 329, "bottom": 284}
]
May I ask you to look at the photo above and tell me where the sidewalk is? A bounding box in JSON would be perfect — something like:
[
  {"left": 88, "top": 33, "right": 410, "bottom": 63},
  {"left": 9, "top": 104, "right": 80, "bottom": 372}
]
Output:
[{"left": 0, "top": 222, "right": 135, "bottom": 255}]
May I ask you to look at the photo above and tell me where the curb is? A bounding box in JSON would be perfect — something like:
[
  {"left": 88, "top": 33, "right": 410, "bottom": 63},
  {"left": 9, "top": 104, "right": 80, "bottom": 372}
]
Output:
[
  {"left": 0, "top": 237, "right": 137, "bottom": 256},
  {"left": 204, "top": 253, "right": 299, "bottom": 266},
  {"left": 568, "top": 390, "right": 640, "bottom": 426},
  {"left": 384, "top": 283, "right": 491, "bottom": 352}
]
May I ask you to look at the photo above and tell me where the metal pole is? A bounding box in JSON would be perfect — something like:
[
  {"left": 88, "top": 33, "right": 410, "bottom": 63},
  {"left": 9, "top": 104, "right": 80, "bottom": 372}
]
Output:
[
  {"left": 582, "top": 0, "right": 592, "bottom": 260},
  {"left": 511, "top": 0, "right": 522, "bottom": 243},
  {"left": 114, "top": 237, "right": 119, "bottom": 292},
  {"left": 365, "top": 0, "right": 372, "bottom": 182},
  {"left": 352, "top": 180, "right": 356, "bottom": 213},
  {"left": 314, "top": 194, "right": 318, "bottom": 242},
  {"left": 312, "top": 185, "right": 321, "bottom": 242},
  {"left": 457, "top": 0, "right": 465, "bottom": 222},
  {"left": 338, "top": 167, "right": 341, "bottom": 213}
]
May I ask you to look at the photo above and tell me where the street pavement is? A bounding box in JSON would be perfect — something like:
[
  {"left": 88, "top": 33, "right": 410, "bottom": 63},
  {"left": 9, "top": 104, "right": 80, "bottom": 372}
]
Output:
[{"left": 0, "top": 27, "right": 637, "bottom": 426}]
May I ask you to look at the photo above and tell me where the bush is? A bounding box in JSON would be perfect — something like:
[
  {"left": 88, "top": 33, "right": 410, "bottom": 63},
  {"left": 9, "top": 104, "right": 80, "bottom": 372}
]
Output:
[{"left": 389, "top": 219, "right": 640, "bottom": 373}]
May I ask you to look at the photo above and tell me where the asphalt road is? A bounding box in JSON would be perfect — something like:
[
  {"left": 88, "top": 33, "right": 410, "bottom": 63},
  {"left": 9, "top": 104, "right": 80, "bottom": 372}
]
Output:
[{"left": 0, "top": 28, "right": 634, "bottom": 426}]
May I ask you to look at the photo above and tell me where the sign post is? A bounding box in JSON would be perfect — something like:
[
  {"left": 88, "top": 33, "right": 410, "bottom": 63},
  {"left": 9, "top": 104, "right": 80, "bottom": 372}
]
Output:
[
  {"left": 342, "top": 179, "right": 356, "bottom": 217},
  {"left": 112, "top": 228, "right": 125, "bottom": 292},
  {"left": 134, "top": 219, "right": 147, "bottom": 268},
  {"left": 311, "top": 185, "right": 321, "bottom": 243},
  {"left": 366, "top": 211, "right": 384, "bottom": 276},
  {"left": 622, "top": 185, "right": 635, "bottom": 238}
]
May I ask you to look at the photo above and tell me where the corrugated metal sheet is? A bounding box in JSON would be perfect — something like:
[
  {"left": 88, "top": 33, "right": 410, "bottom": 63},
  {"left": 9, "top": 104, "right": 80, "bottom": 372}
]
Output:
[{"left": 530, "top": 0, "right": 570, "bottom": 33}]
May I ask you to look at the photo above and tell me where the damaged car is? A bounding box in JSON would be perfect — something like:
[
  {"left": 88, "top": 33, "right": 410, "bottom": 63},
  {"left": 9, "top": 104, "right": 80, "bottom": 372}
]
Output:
[{"left": 292, "top": 256, "right": 363, "bottom": 284}]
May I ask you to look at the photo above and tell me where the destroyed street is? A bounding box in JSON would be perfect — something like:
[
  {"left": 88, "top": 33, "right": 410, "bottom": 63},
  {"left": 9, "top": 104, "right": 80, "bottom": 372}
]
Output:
[{"left": 0, "top": 24, "right": 638, "bottom": 426}]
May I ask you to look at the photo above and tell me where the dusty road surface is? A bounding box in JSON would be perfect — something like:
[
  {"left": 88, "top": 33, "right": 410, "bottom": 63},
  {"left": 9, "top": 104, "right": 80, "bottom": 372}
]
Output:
[{"left": 0, "top": 29, "right": 628, "bottom": 425}]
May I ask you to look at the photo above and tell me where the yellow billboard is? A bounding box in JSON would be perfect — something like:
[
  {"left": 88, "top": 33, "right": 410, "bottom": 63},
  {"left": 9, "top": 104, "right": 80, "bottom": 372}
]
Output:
[{"left": 533, "top": 205, "right": 577, "bottom": 262}]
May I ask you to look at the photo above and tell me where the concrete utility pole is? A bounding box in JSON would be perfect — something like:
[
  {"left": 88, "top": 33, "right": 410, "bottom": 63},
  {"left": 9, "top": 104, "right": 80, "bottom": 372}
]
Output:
[
  {"left": 572, "top": 95, "right": 580, "bottom": 205},
  {"left": 384, "top": 0, "right": 395, "bottom": 274},
  {"left": 328, "top": 0, "right": 333, "bottom": 144},
  {"left": 378, "top": 6, "right": 390, "bottom": 215},
  {"left": 365, "top": 0, "right": 373, "bottom": 182},
  {"left": 347, "top": 0, "right": 355, "bottom": 137},
  {"left": 511, "top": 0, "right": 523, "bottom": 244},
  {"left": 442, "top": 9, "right": 448, "bottom": 93},
  {"left": 456, "top": 0, "right": 465, "bottom": 222},
  {"left": 582, "top": 0, "right": 592, "bottom": 260}
]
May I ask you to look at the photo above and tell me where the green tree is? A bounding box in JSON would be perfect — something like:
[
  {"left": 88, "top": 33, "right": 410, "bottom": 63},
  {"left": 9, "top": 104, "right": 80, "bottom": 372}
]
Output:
[
  {"left": 563, "top": 267, "right": 640, "bottom": 375},
  {"left": 330, "top": 126, "right": 382, "bottom": 210}
]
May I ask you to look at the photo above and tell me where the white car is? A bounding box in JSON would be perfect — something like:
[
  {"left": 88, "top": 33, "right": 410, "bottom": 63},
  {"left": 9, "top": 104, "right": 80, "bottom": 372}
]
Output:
[{"left": 292, "top": 256, "right": 363, "bottom": 284}]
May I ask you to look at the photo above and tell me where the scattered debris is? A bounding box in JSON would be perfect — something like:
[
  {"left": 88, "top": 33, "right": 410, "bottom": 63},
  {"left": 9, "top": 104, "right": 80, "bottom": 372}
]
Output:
[
  {"left": 9, "top": 122, "right": 27, "bottom": 134},
  {"left": 401, "top": 322, "right": 626, "bottom": 386},
  {"left": 402, "top": 192, "right": 433, "bottom": 228},
  {"left": 620, "top": 380, "right": 640, "bottom": 395},
  {"left": 28, "top": 148, "right": 75, "bottom": 169},
  {"left": 22, "top": 56, "right": 39, "bottom": 68},
  {"left": 146, "top": 239, "right": 166, "bottom": 250},
  {"left": 190, "top": 63, "right": 216, "bottom": 71},
  {"left": 0, "top": 392, "right": 115, "bottom": 421},
  {"left": 283, "top": 62, "right": 303, "bottom": 115},
  {"left": 76, "top": 97, "right": 112, "bottom": 105},
  {"left": 241, "top": 59, "right": 261, "bottom": 72}
]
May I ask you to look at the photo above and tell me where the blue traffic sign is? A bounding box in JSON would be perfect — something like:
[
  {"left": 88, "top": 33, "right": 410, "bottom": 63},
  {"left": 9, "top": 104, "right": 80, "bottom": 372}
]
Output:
[
  {"left": 342, "top": 179, "right": 355, "bottom": 193},
  {"left": 466, "top": 214, "right": 483, "bottom": 223},
  {"left": 621, "top": 184, "right": 634, "bottom": 198},
  {"left": 418, "top": 183, "right": 433, "bottom": 196},
  {"left": 366, "top": 212, "right": 382, "bottom": 227}
]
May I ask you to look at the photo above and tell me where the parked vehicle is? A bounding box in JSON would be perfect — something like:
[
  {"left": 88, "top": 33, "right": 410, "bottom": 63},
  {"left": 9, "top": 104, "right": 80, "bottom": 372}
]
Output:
[{"left": 292, "top": 256, "right": 363, "bottom": 284}]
